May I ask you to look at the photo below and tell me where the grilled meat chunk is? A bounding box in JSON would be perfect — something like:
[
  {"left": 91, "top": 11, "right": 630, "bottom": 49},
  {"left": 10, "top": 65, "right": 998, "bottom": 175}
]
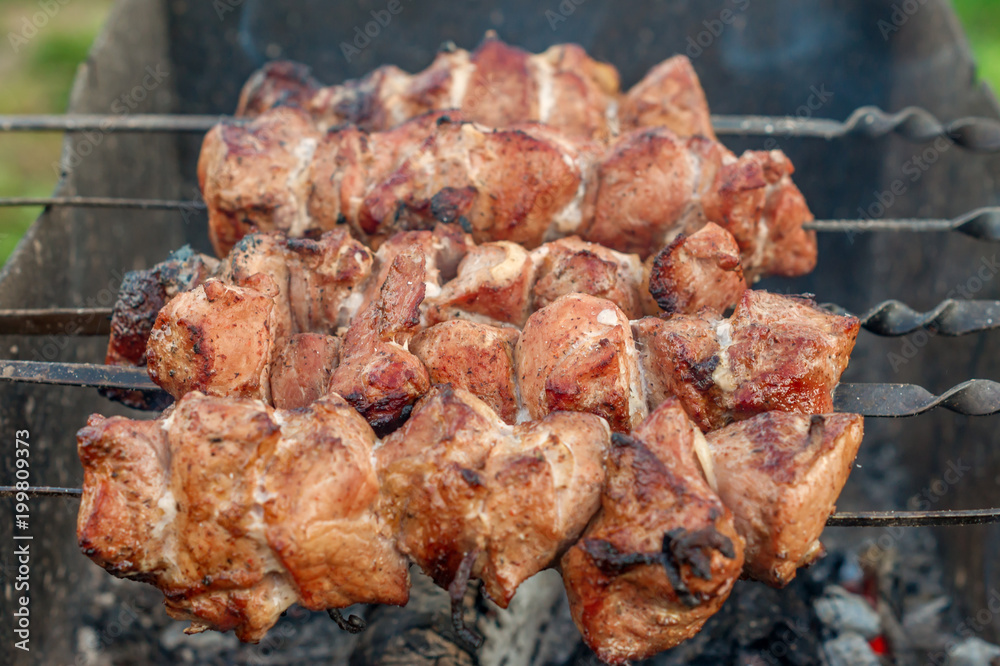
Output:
[
  {"left": 722, "top": 290, "right": 859, "bottom": 421},
  {"left": 648, "top": 222, "right": 746, "bottom": 315},
  {"left": 582, "top": 130, "right": 816, "bottom": 277},
  {"left": 359, "top": 224, "right": 474, "bottom": 316},
  {"left": 483, "top": 410, "right": 609, "bottom": 606},
  {"left": 707, "top": 412, "right": 864, "bottom": 586},
  {"left": 617, "top": 54, "right": 717, "bottom": 140},
  {"left": 146, "top": 278, "right": 279, "bottom": 403},
  {"left": 516, "top": 293, "right": 645, "bottom": 432},
  {"left": 161, "top": 393, "right": 290, "bottom": 640},
  {"left": 328, "top": 249, "right": 430, "bottom": 434},
  {"left": 77, "top": 392, "right": 409, "bottom": 642},
  {"left": 238, "top": 34, "right": 714, "bottom": 141},
  {"left": 262, "top": 395, "right": 410, "bottom": 609},
  {"left": 561, "top": 399, "right": 744, "bottom": 664},
  {"left": 409, "top": 320, "right": 520, "bottom": 424},
  {"left": 633, "top": 313, "right": 728, "bottom": 431},
  {"left": 269, "top": 333, "right": 341, "bottom": 410},
  {"left": 426, "top": 241, "right": 537, "bottom": 327},
  {"left": 77, "top": 415, "right": 172, "bottom": 580},
  {"left": 200, "top": 110, "right": 814, "bottom": 279},
  {"left": 103, "top": 246, "right": 218, "bottom": 409},
  {"left": 376, "top": 385, "right": 609, "bottom": 607},
  {"left": 633, "top": 290, "right": 859, "bottom": 430},
  {"left": 198, "top": 106, "right": 322, "bottom": 257},
  {"left": 222, "top": 229, "right": 374, "bottom": 338},
  {"left": 531, "top": 236, "right": 646, "bottom": 319}
]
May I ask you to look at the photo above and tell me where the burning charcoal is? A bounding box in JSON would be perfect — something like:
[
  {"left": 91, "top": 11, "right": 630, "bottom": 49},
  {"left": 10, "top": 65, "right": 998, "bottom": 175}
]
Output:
[
  {"left": 822, "top": 633, "right": 881, "bottom": 666},
  {"left": 813, "top": 585, "right": 881, "bottom": 639},
  {"left": 946, "top": 637, "right": 1000, "bottom": 666}
]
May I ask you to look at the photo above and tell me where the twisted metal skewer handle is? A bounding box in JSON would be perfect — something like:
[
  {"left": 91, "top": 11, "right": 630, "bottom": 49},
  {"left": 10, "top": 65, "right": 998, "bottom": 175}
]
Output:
[
  {"left": 805, "top": 207, "right": 1000, "bottom": 240},
  {"left": 834, "top": 380, "right": 1000, "bottom": 417},
  {"left": 840, "top": 106, "right": 1000, "bottom": 151},
  {"left": 823, "top": 299, "right": 1000, "bottom": 336},
  {"left": 714, "top": 106, "right": 1000, "bottom": 152}
]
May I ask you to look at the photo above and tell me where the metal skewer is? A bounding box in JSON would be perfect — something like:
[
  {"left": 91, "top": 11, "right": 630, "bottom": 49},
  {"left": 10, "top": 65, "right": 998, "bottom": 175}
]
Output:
[{"left": 2, "top": 486, "right": 996, "bottom": 527}]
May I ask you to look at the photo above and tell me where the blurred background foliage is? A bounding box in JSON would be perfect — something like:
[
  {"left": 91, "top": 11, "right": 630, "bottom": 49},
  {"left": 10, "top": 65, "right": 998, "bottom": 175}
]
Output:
[{"left": 0, "top": 0, "right": 996, "bottom": 266}]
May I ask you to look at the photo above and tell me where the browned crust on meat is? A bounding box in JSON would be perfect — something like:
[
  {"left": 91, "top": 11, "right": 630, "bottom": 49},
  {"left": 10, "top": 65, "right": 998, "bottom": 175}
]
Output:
[
  {"left": 648, "top": 222, "right": 746, "bottom": 315},
  {"left": 328, "top": 250, "right": 430, "bottom": 434},
  {"left": 263, "top": 395, "right": 410, "bottom": 609},
  {"left": 146, "top": 278, "right": 278, "bottom": 402},
  {"left": 620, "top": 54, "right": 717, "bottom": 140},
  {"left": 707, "top": 412, "right": 864, "bottom": 586},
  {"left": 77, "top": 416, "right": 170, "bottom": 580},
  {"left": 632, "top": 315, "right": 726, "bottom": 431},
  {"left": 726, "top": 291, "right": 859, "bottom": 419},
  {"left": 561, "top": 400, "right": 744, "bottom": 664},
  {"left": 269, "top": 333, "right": 341, "bottom": 410},
  {"left": 531, "top": 237, "right": 645, "bottom": 319},
  {"left": 585, "top": 127, "right": 697, "bottom": 256},
  {"left": 410, "top": 320, "right": 520, "bottom": 423}
]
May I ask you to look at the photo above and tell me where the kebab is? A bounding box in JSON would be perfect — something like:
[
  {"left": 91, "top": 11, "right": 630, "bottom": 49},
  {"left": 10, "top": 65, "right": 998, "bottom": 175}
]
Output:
[
  {"left": 144, "top": 231, "right": 857, "bottom": 435},
  {"left": 103, "top": 222, "right": 748, "bottom": 410},
  {"left": 200, "top": 106, "right": 814, "bottom": 279},
  {"left": 237, "top": 32, "right": 717, "bottom": 142},
  {"left": 77, "top": 382, "right": 863, "bottom": 664}
]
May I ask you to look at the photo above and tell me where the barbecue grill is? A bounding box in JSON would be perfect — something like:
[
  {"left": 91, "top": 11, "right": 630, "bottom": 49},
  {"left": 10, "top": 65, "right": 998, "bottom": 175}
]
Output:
[{"left": 2, "top": 0, "right": 999, "bottom": 663}]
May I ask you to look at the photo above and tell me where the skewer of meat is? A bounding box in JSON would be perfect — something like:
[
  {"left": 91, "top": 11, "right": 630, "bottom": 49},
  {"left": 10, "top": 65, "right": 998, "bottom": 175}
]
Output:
[
  {"left": 145, "top": 232, "right": 857, "bottom": 436},
  {"left": 104, "top": 223, "right": 748, "bottom": 411},
  {"left": 77, "top": 379, "right": 863, "bottom": 663},
  {"left": 199, "top": 107, "right": 815, "bottom": 280},
  {"left": 237, "top": 32, "right": 717, "bottom": 142}
]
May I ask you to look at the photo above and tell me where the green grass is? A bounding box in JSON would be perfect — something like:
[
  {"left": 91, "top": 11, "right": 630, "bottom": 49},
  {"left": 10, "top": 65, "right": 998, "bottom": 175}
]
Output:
[
  {"left": 952, "top": 0, "right": 1000, "bottom": 91},
  {"left": 0, "top": 2, "right": 996, "bottom": 267},
  {"left": 0, "top": 1, "right": 112, "bottom": 265}
]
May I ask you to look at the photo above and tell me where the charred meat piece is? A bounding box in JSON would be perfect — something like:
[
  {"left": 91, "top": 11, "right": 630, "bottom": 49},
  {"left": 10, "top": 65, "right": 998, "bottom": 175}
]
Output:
[
  {"left": 269, "top": 333, "right": 341, "bottom": 410},
  {"left": 328, "top": 249, "right": 430, "bottom": 434},
  {"left": 77, "top": 392, "right": 409, "bottom": 642},
  {"left": 263, "top": 395, "right": 410, "bottom": 609},
  {"left": 426, "top": 241, "right": 537, "bottom": 327},
  {"left": 200, "top": 111, "right": 814, "bottom": 279},
  {"left": 648, "top": 222, "right": 747, "bottom": 315},
  {"left": 707, "top": 412, "right": 864, "bottom": 586},
  {"left": 561, "top": 399, "right": 744, "bottom": 664},
  {"left": 531, "top": 236, "right": 646, "bottom": 319},
  {"left": 376, "top": 385, "right": 609, "bottom": 609},
  {"left": 103, "top": 246, "right": 218, "bottom": 409},
  {"left": 410, "top": 320, "right": 520, "bottom": 424},
  {"left": 146, "top": 278, "right": 278, "bottom": 403},
  {"left": 517, "top": 293, "right": 645, "bottom": 432},
  {"left": 633, "top": 290, "right": 859, "bottom": 430}
]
